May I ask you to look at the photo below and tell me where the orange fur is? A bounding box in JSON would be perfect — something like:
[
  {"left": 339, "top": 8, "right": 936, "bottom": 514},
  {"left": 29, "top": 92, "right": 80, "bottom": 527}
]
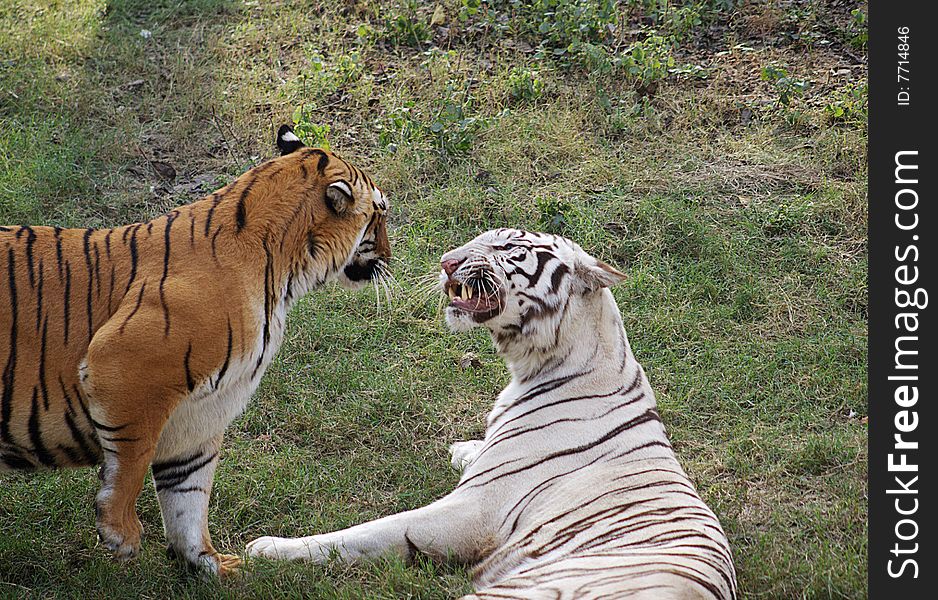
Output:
[{"left": 0, "top": 132, "right": 389, "bottom": 575}]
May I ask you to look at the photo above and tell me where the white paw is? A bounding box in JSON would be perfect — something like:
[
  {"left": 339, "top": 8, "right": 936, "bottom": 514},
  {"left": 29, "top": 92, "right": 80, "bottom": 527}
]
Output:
[
  {"left": 246, "top": 536, "right": 294, "bottom": 560},
  {"left": 246, "top": 536, "right": 327, "bottom": 562},
  {"left": 449, "top": 440, "right": 485, "bottom": 471}
]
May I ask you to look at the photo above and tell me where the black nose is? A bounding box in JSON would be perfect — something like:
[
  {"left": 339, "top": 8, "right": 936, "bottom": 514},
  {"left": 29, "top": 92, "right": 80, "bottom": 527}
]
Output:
[{"left": 442, "top": 259, "right": 461, "bottom": 276}]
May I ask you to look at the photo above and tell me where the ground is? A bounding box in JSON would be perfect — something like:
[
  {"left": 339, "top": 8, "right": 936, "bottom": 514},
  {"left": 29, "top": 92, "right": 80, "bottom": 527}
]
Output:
[{"left": 1, "top": 1, "right": 867, "bottom": 598}]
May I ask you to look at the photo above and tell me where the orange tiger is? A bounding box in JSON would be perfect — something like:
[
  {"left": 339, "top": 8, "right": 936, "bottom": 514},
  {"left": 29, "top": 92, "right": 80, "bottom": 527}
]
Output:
[{"left": 0, "top": 125, "right": 390, "bottom": 576}]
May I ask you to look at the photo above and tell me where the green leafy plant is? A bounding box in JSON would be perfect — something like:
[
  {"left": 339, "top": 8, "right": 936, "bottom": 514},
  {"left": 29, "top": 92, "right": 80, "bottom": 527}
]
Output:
[
  {"left": 507, "top": 67, "right": 544, "bottom": 103},
  {"left": 292, "top": 50, "right": 363, "bottom": 102},
  {"left": 459, "top": 0, "right": 482, "bottom": 20},
  {"left": 529, "top": 0, "right": 618, "bottom": 47},
  {"left": 291, "top": 106, "right": 331, "bottom": 150},
  {"left": 825, "top": 80, "right": 868, "bottom": 127},
  {"left": 378, "top": 81, "right": 486, "bottom": 157},
  {"left": 536, "top": 196, "right": 573, "bottom": 233},
  {"left": 384, "top": 0, "right": 432, "bottom": 47},
  {"left": 848, "top": 8, "right": 867, "bottom": 50},
  {"left": 377, "top": 101, "right": 421, "bottom": 150},
  {"left": 615, "top": 32, "right": 675, "bottom": 88},
  {"left": 428, "top": 84, "right": 484, "bottom": 156},
  {"left": 664, "top": 4, "right": 703, "bottom": 41},
  {"left": 761, "top": 65, "right": 810, "bottom": 106}
]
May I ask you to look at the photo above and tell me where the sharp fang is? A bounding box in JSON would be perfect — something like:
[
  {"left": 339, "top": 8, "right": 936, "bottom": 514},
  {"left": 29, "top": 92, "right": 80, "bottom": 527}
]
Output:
[
  {"left": 448, "top": 287, "right": 457, "bottom": 300},
  {"left": 467, "top": 285, "right": 474, "bottom": 299},
  {"left": 461, "top": 286, "right": 469, "bottom": 301}
]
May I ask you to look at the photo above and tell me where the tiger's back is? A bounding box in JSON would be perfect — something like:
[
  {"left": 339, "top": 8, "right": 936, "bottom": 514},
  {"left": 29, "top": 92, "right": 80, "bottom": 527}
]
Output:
[
  {"left": 0, "top": 200, "right": 258, "bottom": 471},
  {"left": 1, "top": 224, "right": 132, "bottom": 469}
]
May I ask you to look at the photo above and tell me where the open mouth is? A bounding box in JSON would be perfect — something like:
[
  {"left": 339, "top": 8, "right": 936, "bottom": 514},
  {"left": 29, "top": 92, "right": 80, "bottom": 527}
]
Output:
[{"left": 444, "top": 276, "right": 502, "bottom": 320}]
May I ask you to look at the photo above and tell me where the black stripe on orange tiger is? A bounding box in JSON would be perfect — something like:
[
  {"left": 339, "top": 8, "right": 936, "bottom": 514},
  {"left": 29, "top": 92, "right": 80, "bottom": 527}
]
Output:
[
  {"left": 107, "top": 264, "right": 115, "bottom": 313},
  {"left": 300, "top": 147, "right": 330, "bottom": 174},
  {"left": 87, "top": 414, "right": 128, "bottom": 433},
  {"left": 38, "top": 316, "right": 49, "bottom": 410},
  {"left": 1, "top": 247, "right": 18, "bottom": 444},
  {"left": 160, "top": 211, "right": 178, "bottom": 336},
  {"left": 124, "top": 225, "right": 140, "bottom": 294},
  {"left": 119, "top": 280, "right": 147, "bottom": 334},
  {"left": 35, "top": 258, "right": 44, "bottom": 332},
  {"left": 83, "top": 229, "right": 95, "bottom": 343},
  {"left": 63, "top": 261, "right": 72, "bottom": 346},
  {"left": 29, "top": 387, "right": 56, "bottom": 467},
  {"left": 188, "top": 207, "right": 196, "bottom": 247},
  {"left": 59, "top": 376, "right": 94, "bottom": 435},
  {"left": 53, "top": 226, "right": 64, "bottom": 281},
  {"left": 210, "top": 225, "right": 223, "bottom": 261},
  {"left": 214, "top": 318, "right": 233, "bottom": 390},
  {"left": 98, "top": 433, "right": 140, "bottom": 444},
  {"left": 61, "top": 391, "right": 100, "bottom": 465},
  {"left": 235, "top": 161, "right": 279, "bottom": 233},
  {"left": 184, "top": 343, "right": 195, "bottom": 393},
  {"left": 93, "top": 240, "right": 102, "bottom": 299},
  {"left": 204, "top": 192, "right": 223, "bottom": 237},
  {"left": 20, "top": 226, "right": 37, "bottom": 288},
  {"left": 252, "top": 238, "right": 275, "bottom": 379}
]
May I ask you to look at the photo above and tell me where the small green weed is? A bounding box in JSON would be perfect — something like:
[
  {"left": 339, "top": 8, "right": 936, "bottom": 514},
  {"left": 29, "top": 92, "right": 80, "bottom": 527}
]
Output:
[
  {"left": 291, "top": 107, "right": 332, "bottom": 150},
  {"left": 506, "top": 67, "right": 544, "bottom": 103},
  {"left": 825, "top": 80, "right": 867, "bottom": 127},
  {"left": 383, "top": 0, "right": 432, "bottom": 47},
  {"left": 536, "top": 197, "right": 572, "bottom": 233},
  {"left": 761, "top": 65, "right": 810, "bottom": 106},
  {"left": 848, "top": 8, "right": 867, "bottom": 51}
]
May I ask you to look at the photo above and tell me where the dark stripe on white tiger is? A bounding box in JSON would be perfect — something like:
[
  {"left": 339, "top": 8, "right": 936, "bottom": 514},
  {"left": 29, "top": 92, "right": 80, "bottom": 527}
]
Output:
[{"left": 247, "top": 229, "right": 736, "bottom": 600}]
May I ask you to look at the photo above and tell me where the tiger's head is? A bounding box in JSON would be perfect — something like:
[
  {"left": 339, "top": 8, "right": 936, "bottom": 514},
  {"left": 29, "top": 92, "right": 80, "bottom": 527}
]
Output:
[
  {"left": 439, "top": 228, "right": 625, "bottom": 357},
  {"left": 272, "top": 125, "right": 390, "bottom": 291}
]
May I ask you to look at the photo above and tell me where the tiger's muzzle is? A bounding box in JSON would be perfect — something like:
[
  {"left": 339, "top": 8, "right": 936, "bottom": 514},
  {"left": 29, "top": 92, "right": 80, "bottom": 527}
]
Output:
[
  {"left": 441, "top": 258, "right": 504, "bottom": 323},
  {"left": 344, "top": 211, "right": 391, "bottom": 284}
]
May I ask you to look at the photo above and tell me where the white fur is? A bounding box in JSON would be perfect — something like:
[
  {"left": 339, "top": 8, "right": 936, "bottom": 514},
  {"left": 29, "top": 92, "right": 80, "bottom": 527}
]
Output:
[
  {"left": 328, "top": 180, "right": 353, "bottom": 198},
  {"left": 247, "top": 229, "right": 736, "bottom": 599},
  {"left": 279, "top": 130, "right": 301, "bottom": 143}
]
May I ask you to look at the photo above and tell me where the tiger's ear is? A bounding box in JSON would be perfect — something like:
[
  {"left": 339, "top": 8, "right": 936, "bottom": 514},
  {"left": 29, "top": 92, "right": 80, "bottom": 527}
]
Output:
[
  {"left": 576, "top": 259, "right": 626, "bottom": 292},
  {"left": 325, "top": 181, "right": 353, "bottom": 215},
  {"left": 276, "top": 124, "right": 305, "bottom": 155}
]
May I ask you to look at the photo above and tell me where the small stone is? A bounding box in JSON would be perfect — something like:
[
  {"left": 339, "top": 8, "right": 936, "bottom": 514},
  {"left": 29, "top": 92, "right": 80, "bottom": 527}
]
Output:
[{"left": 459, "top": 352, "right": 482, "bottom": 370}]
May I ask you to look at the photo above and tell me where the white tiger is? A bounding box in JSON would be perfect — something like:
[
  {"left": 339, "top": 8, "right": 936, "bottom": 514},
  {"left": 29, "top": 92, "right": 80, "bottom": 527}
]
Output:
[{"left": 247, "top": 228, "right": 737, "bottom": 599}]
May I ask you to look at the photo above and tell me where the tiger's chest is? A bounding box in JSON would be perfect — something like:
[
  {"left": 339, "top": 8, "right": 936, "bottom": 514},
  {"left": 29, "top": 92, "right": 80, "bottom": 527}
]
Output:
[{"left": 154, "top": 301, "right": 289, "bottom": 461}]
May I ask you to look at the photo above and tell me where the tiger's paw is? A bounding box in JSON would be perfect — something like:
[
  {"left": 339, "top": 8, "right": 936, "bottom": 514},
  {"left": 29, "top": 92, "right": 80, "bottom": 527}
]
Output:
[
  {"left": 245, "top": 536, "right": 292, "bottom": 560},
  {"left": 449, "top": 440, "right": 484, "bottom": 471},
  {"left": 168, "top": 545, "right": 242, "bottom": 578},
  {"left": 246, "top": 535, "right": 327, "bottom": 563},
  {"left": 218, "top": 553, "right": 243, "bottom": 577},
  {"left": 96, "top": 522, "right": 142, "bottom": 562}
]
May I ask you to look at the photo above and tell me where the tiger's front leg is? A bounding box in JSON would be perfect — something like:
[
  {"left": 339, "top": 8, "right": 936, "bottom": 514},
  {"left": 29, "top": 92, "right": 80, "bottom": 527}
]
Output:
[
  {"left": 154, "top": 434, "right": 241, "bottom": 577},
  {"left": 85, "top": 376, "right": 179, "bottom": 562},
  {"left": 246, "top": 495, "right": 491, "bottom": 566},
  {"left": 84, "top": 292, "right": 236, "bottom": 572}
]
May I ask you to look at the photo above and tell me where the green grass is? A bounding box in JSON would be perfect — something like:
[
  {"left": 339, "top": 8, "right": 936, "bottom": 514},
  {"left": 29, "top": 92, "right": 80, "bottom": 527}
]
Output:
[{"left": 1, "top": 1, "right": 867, "bottom": 598}]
